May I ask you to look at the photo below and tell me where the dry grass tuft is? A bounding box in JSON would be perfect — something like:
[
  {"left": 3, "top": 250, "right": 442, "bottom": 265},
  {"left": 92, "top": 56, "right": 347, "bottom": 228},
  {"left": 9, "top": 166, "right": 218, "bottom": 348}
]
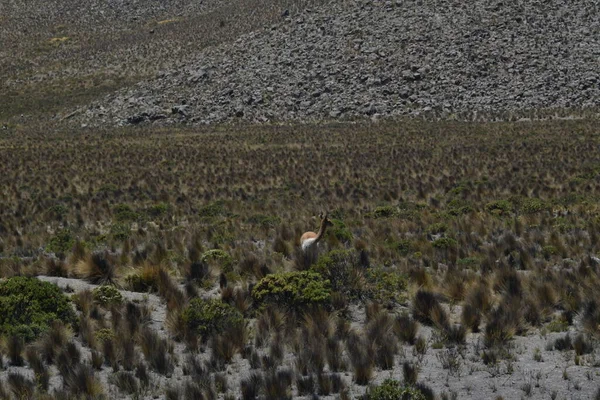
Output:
[{"left": 76, "top": 252, "right": 117, "bottom": 284}]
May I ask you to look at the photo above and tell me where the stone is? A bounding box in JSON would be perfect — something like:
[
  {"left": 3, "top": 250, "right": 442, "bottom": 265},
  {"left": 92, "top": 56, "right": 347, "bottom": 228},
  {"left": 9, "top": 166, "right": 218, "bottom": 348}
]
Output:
[{"left": 171, "top": 105, "right": 189, "bottom": 115}]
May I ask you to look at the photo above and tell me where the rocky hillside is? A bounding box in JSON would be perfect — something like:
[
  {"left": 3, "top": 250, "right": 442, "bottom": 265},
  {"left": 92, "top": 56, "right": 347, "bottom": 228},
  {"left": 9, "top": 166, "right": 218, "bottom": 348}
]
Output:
[
  {"left": 74, "top": 0, "right": 600, "bottom": 126},
  {"left": 0, "top": 0, "right": 324, "bottom": 123}
]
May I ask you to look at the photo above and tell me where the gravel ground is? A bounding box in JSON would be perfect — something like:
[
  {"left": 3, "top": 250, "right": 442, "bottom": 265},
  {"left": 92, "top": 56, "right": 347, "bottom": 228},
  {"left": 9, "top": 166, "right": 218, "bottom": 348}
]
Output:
[{"left": 0, "top": 276, "right": 595, "bottom": 399}]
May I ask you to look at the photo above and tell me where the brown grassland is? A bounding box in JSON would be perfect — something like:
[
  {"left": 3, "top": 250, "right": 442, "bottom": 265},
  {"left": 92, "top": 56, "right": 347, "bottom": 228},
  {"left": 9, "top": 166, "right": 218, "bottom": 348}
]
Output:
[{"left": 1, "top": 119, "right": 600, "bottom": 399}]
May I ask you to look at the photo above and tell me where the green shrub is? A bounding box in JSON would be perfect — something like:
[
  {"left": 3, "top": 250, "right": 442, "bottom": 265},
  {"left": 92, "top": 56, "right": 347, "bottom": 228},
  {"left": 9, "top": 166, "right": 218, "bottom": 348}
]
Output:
[
  {"left": 329, "top": 219, "right": 353, "bottom": 242},
  {"left": 445, "top": 199, "right": 474, "bottom": 216},
  {"left": 199, "top": 201, "right": 228, "bottom": 219},
  {"left": 113, "top": 204, "right": 139, "bottom": 222},
  {"left": 432, "top": 237, "right": 457, "bottom": 249},
  {"left": 246, "top": 214, "right": 281, "bottom": 229},
  {"left": 519, "top": 198, "right": 548, "bottom": 214},
  {"left": 485, "top": 200, "right": 513, "bottom": 215},
  {"left": 553, "top": 218, "right": 580, "bottom": 233},
  {"left": 252, "top": 271, "right": 331, "bottom": 310},
  {"left": 457, "top": 257, "right": 480, "bottom": 268},
  {"left": 206, "top": 223, "right": 236, "bottom": 245},
  {"left": 45, "top": 229, "right": 75, "bottom": 255},
  {"left": 546, "top": 317, "right": 569, "bottom": 333},
  {"left": 146, "top": 202, "right": 170, "bottom": 218},
  {"left": 366, "top": 268, "right": 408, "bottom": 305},
  {"left": 110, "top": 223, "right": 131, "bottom": 241},
  {"left": 395, "top": 239, "right": 413, "bottom": 257},
  {"left": 542, "top": 245, "right": 558, "bottom": 259},
  {"left": 366, "top": 379, "right": 426, "bottom": 400},
  {"left": 448, "top": 183, "right": 469, "bottom": 196},
  {"left": 201, "top": 249, "right": 233, "bottom": 272},
  {"left": 92, "top": 285, "right": 123, "bottom": 307},
  {"left": 396, "top": 201, "right": 426, "bottom": 220},
  {"left": 426, "top": 223, "right": 448, "bottom": 235},
  {"left": 312, "top": 250, "right": 362, "bottom": 299},
  {"left": 182, "top": 298, "right": 243, "bottom": 338},
  {"left": 0, "top": 277, "right": 76, "bottom": 341},
  {"left": 97, "top": 183, "right": 118, "bottom": 194},
  {"left": 370, "top": 206, "right": 398, "bottom": 219},
  {"left": 95, "top": 328, "right": 116, "bottom": 343},
  {"left": 46, "top": 204, "right": 68, "bottom": 220}
]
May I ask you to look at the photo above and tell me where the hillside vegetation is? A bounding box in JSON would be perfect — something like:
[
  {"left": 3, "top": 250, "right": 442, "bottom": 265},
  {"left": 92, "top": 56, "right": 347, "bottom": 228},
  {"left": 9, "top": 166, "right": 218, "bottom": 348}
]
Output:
[
  {"left": 1, "top": 0, "right": 600, "bottom": 398},
  {"left": 1, "top": 120, "right": 600, "bottom": 398}
]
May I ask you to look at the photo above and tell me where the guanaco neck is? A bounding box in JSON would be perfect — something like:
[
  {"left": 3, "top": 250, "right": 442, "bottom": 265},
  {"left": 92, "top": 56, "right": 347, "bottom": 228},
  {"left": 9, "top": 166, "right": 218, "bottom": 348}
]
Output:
[{"left": 314, "top": 217, "right": 328, "bottom": 243}]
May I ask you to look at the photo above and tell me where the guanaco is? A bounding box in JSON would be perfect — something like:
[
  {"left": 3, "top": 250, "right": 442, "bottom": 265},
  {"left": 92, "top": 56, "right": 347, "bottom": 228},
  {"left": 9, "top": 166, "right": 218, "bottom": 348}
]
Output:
[{"left": 300, "top": 212, "right": 333, "bottom": 253}]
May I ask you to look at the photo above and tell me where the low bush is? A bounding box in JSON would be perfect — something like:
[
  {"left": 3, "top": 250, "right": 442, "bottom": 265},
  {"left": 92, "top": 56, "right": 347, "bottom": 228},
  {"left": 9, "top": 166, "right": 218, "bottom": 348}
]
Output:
[
  {"left": 113, "top": 204, "right": 139, "bottom": 222},
  {"left": 312, "top": 249, "right": 362, "bottom": 299},
  {"left": 246, "top": 214, "right": 281, "bottom": 229},
  {"left": 0, "top": 277, "right": 76, "bottom": 341},
  {"left": 366, "top": 379, "right": 426, "bottom": 400},
  {"left": 201, "top": 249, "right": 234, "bottom": 272},
  {"left": 329, "top": 219, "right": 353, "bottom": 242},
  {"left": 252, "top": 271, "right": 331, "bottom": 310},
  {"left": 45, "top": 228, "right": 75, "bottom": 255},
  {"left": 146, "top": 202, "right": 170, "bottom": 218},
  {"left": 432, "top": 237, "right": 457, "bottom": 250},
  {"left": 370, "top": 206, "right": 398, "bottom": 219},
  {"left": 485, "top": 200, "right": 513, "bottom": 215},
  {"left": 92, "top": 285, "right": 123, "bottom": 307},
  {"left": 519, "top": 197, "right": 549, "bottom": 214},
  {"left": 182, "top": 298, "right": 243, "bottom": 339},
  {"left": 366, "top": 267, "right": 408, "bottom": 305}
]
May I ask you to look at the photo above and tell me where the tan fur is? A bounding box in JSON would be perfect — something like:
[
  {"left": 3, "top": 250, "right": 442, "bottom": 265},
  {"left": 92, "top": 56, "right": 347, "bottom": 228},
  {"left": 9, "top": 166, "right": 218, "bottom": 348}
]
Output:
[{"left": 301, "top": 212, "right": 332, "bottom": 250}]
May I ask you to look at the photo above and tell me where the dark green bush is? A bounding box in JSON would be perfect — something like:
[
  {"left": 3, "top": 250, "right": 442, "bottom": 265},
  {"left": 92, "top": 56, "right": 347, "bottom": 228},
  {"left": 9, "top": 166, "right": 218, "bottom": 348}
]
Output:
[
  {"left": 146, "top": 202, "right": 170, "bottom": 218},
  {"left": 426, "top": 223, "right": 448, "bottom": 235},
  {"left": 110, "top": 223, "right": 130, "bottom": 241},
  {"left": 366, "top": 268, "right": 408, "bottom": 305},
  {"left": 246, "top": 214, "right": 281, "bottom": 229},
  {"left": 542, "top": 245, "right": 558, "bottom": 259},
  {"left": 312, "top": 250, "right": 362, "bottom": 299},
  {"left": 508, "top": 197, "right": 548, "bottom": 215},
  {"left": 366, "top": 379, "right": 426, "bottom": 400},
  {"left": 432, "top": 237, "right": 457, "bottom": 249},
  {"left": 92, "top": 285, "right": 123, "bottom": 307},
  {"left": 520, "top": 198, "right": 548, "bottom": 214},
  {"left": 393, "top": 239, "right": 413, "bottom": 257},
  {"left": 113, "top": 204, "right": 139, "bottom": 222},
  {"left": 329, "top": 219, "right": 353, "bottom": 242},
  {"left": 45, "top": 229, "right": 75, "bottom": 255},
  {"left": 201, "top": 249, "right": 233, "bottom": 272},
  {"left": 370, "top": 206, "right": 398, "bottom": 219},
  {"left": 46, "top": 204, "right": 68, "bottom": 220},
  {"left": 485, "top": 200, "right": 513, "bottom": 215},
  {"left": 457, "top": 257, "right": 480, "bottom": 268},
  {"left": 0, "top": 277, "right": 76, "bottom": 341},
  {"left": 199, "top": 201, "right": 228, "bottom": 219},
  {"left": 252, "top": 271, "right": 331, "bottom": 310},
  {"left": 182, "top": 298, "right": 243, "bottom": 338},
  {"left": 445, "top": 199, "right": 474, "bottom": 216}
]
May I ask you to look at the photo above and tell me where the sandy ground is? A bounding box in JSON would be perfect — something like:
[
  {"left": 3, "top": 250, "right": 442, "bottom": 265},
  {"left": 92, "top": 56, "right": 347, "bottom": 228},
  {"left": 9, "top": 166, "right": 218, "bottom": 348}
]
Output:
[{"left": 0, "top": 276, "right": 597, "bottom": 399}]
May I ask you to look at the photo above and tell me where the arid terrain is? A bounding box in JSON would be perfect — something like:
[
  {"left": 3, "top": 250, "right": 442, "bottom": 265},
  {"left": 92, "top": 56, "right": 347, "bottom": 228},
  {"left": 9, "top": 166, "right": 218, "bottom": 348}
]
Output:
[
  {"left": 1, "top": 120, "right": 600, "bottom": 400},
  {"left": 1, "top": 0, "right": 600, "bottom": 400}
]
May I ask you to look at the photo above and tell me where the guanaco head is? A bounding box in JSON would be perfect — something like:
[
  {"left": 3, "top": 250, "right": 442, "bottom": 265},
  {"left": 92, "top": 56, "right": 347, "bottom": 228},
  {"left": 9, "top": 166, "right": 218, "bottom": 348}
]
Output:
[{"left": 319, "top": 211, "right": 334, "bottom": 227}]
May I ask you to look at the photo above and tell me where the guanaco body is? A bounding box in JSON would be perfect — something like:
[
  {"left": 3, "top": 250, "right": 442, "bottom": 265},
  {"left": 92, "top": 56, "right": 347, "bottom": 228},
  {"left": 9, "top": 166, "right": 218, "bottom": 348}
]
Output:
[{"left": 300, "top": 212, "right": 333, "bottom": 253}]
